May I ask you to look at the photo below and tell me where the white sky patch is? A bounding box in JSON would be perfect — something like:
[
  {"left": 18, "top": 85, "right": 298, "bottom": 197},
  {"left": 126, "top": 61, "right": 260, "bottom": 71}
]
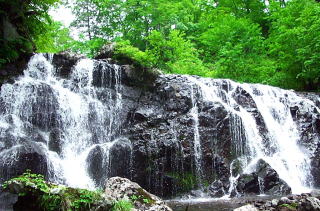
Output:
[{"left": 49, "top": 5, "right": 75, "bottom": 27}]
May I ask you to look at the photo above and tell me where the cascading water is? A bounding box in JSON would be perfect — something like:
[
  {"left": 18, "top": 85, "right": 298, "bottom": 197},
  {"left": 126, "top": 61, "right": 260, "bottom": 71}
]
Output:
[
  {"left": 190, "top": 86, "right": 203, "bottom": 184},
  {"left": 0, "top": 54, "right": 127, "bottom": 189},
  {"left": 185, "top": 76, "right": 316, "bottom": 195}
]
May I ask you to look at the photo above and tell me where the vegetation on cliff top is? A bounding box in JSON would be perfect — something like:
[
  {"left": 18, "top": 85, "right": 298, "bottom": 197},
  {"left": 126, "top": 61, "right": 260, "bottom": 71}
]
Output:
[{"left": 1, "top": 0, "right": 320, "bottom": 91}]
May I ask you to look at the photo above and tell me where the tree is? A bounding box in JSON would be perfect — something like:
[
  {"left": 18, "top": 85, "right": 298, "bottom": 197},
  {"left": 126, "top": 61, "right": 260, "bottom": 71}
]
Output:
[
  {"left": 267, "top": 0, "right": 320, "bottom": 90},
  {"left": 0, "top": 0, "right": 60, "bottom": 67},
  {"left": 198, "top": 14, "right": 276, "bottom": 83},
  {"left": 70, "top": 0, "right": 100, "bottom": 40}
]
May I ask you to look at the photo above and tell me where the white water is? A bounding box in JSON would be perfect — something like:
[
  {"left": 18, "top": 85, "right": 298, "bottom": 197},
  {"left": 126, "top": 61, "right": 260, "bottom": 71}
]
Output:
[
  {"left": 190, "top": 86, "right": 203, "bottom": 183},
  {"left": 0, "top": 54, "right": 124, "bottom": 189},
  {"left": 185, "top": 76, "right": 315, "bottom": 195}
]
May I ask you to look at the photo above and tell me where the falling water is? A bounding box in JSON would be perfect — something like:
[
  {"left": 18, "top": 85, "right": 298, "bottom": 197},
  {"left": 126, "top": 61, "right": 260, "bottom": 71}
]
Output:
[
  {"left": 184, "top": 76, "right": 314, "bottom": 195},
  {"left": 0, "top": 54, "right": 125, "bottom": 189},
  {"left": 190, "top": 86, "right": 203, "bottom": 183}
]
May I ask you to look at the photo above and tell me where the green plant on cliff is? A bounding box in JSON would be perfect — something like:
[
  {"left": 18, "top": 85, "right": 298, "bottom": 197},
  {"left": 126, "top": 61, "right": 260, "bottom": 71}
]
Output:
[
  {"left": 112, "top": 200, "right": 134, "bottom": 211},
  {"left": 167, "top": 172, "right": 198, "bottom": 192}
]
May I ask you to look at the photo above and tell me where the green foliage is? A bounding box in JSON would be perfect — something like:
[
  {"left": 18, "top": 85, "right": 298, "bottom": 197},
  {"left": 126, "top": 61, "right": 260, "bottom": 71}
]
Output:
[
  {"left": 3, "top": 0, "right": 320, "bottom": 91},
  {"left": 267, "top": 0, "right": 320, "bottom": 90},
  {"left": 0, "top": 0, "right": 68, "bottom": 67},
  {"left": 112, "top": 200, "right": 134, "bottom": 211},
  {"left": 130, "top": 194, "right": 152, "bottom": 205},
  {"left": 70, "top": 37, "right": 107, "bottom": 58},
  {"left": 113, "top": 40, "right": 156, "bottom": 69},
  {"left": 2, "top": 170, "right": 105, "bottom": 211},
  {"left": 167, "top": 172, "right": 198, "bottom": 192},
  {"left": 279, "top": 203, "right": 298, "bottom": 210},
  {"left": 35, "top": 21, "right": 74, "bottom": 53},
  {"left": 147, "top": 30, "right": 209, "bottom": 76},
  {"left": 198, "top": 14, "right": 276, "bottom": 84}
]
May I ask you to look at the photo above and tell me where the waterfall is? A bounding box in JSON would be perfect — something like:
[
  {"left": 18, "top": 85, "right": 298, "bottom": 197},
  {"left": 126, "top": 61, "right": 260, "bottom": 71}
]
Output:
[
  {"left": 0, "top": 54, "right": 126, "bottom": 189},
  {"left": 190, "top": 85, "right": 203, "bottom": 184},
  {"left": 0, "top": 54, "right": 319, "bottom": 198},
  {"left": 185, "top": 76, "right": 315, "bottom": 194}
]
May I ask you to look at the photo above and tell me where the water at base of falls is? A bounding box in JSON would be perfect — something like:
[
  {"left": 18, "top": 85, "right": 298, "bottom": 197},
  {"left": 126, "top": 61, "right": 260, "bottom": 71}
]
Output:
[{"left": 0, "top": 54, "right": 319, "bottom": 199}]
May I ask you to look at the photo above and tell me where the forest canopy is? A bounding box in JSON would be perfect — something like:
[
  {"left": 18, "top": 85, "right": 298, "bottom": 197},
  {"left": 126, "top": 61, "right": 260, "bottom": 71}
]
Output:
[{"left": 1, "top": 0, "right": 319, "bottom": 91}]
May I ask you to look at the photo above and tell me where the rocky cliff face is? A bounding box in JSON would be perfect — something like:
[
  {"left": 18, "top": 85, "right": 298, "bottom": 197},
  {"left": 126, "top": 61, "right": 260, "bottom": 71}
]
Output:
[{"left": 0, "top": 53, "right": 319, "bottom": 199}]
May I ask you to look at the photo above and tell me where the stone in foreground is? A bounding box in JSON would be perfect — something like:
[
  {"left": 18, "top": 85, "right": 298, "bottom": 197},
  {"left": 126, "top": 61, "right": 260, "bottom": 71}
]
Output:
[{"left": 105, "top": 177, "right": 172, "bottom": 211}]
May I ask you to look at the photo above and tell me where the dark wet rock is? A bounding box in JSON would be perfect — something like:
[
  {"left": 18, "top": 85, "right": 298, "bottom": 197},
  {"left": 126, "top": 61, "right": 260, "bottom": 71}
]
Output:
[
  {"left": 255, "top": 160, "right": 291, "bottom": 195},
  {"left": 52, "top": 51, "right": 85, "bottom": 78},
  {"left": 236, "top": 173, "right": 260, "bottom": 195},
  {"left": 121, "top": 65, "right": 162, "bottom": 89},
  {"left": 19, "top": 83, "right": 60, "bottom": 131},
  {"left": 0, "top": 192, "right": 17, "bottom": 211},
  {"left": 94, "top": 43, "right": 116, "bottom": 60},
  {"left": 0, "top": 142, "right": 48, "bottom": 184},
  {"left": 235, "top": 160, "right": 291, "bottom": 196},
  {"left": 86, "top": 145, "right": 105, "bottom": 187},
  {"left": 300, "top": 197, "right": 320, "bottom": 211},
  {"left": 208, "top": 180, "right": 227, "bottom": 197},
  {"left": 49, "top": 128, "right": 63, "bottom": 154},
  {"left": 109, "top": 139, "right": 132, "bottom": 179},
  {"left": 0, "top": 53, "right": 31, "bottom": 87}
]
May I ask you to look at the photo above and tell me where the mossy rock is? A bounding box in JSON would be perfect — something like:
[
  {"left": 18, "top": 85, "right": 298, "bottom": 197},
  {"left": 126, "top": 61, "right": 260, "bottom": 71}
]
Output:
[{"left": 2, "top": 171, "right": 112, "bottom": 211}]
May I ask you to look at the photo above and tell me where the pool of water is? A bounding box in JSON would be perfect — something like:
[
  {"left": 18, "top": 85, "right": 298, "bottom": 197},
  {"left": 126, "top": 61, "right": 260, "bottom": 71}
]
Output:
[{"left": 167, "top": 195, "right": 278, "bottom": 211}]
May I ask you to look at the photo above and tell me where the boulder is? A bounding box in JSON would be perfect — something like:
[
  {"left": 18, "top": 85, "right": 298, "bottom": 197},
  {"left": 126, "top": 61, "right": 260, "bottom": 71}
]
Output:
[
  {"left": 86, "top": 145, "right": 105, "bottom": 187},
  {"left": 255, "top": 160, "right": 291, "bottom": 195},
  {"left": 208, "top": 180, "right": 227, "bottom": 197},
  {"left": 0, "top": 142, "right": 49, "bottom": 184},
  {"left": 52, "top": 51, "right": 85, "bottom": 78},
  {"left": 104, "top": 177, "right": 172, "bottom": 211},
  {"left": 94, "top": 43, "right": 116, "bottom": 60},
  {"left": 299, "top": 197, "right": 320, "bottom": 211},
  {"left": 235, "top": 160, "right": 291, "bottom": 196},
  {"left": 48, "top": 128, "right": 63, "bottom": 154}
]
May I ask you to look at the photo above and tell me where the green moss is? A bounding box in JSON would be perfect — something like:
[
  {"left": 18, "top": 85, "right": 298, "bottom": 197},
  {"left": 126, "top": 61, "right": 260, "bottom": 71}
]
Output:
[
  {"left": 2, "top": 170, "right": 108, "bottom": 211},
  {"left": 112, "top": 200, "right": 134, "bottom": 211},
  {"left": 167, "top": 172, "right": 198, "bottom": 192},
  {"left": 279, "top": 203, "right": 298, "bottom": 210}
]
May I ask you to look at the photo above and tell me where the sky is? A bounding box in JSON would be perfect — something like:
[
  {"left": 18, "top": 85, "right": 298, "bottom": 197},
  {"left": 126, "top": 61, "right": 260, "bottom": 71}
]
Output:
[{"left": 49, "top": 5, "right": 75, "bottom": 27}]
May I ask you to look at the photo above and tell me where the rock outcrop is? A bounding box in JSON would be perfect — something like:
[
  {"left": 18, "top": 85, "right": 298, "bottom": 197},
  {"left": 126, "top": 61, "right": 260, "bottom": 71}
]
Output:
[
  {"left": 105, "top": 177, "right": 172, "bottom": 211},
  {"left": 232, "top": 160, "right": 291, "bottom": 197}
]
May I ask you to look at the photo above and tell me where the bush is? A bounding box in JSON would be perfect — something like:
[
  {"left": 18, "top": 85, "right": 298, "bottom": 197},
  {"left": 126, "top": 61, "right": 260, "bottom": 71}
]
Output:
[
  {"left": 113, "top": 40, "right": 156, "bottom": 69},
  {"left": 112, "top": 200, "right": 134, "bottom": 211}
]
